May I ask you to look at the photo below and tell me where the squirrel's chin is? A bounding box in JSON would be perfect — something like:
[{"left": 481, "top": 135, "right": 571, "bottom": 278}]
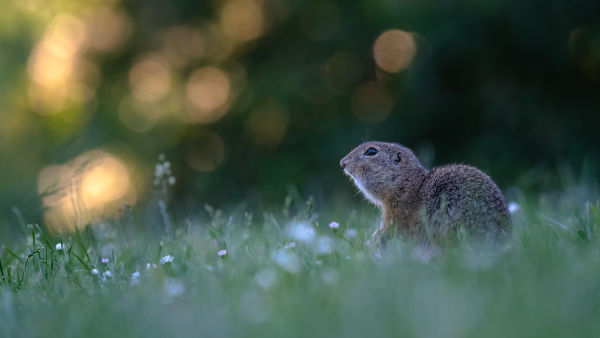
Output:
[{"left": 351, "top": 176, "right": 382, "bottom": 207}]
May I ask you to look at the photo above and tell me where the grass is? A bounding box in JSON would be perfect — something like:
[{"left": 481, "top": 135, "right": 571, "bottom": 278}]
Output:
[{"left": 1, "top": 181, "right": 600, "bottom": 338}]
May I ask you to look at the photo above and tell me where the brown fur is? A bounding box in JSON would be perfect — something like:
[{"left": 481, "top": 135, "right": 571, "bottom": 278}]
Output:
[{"left": 340, "top": 141, "right": 510, "bottom": 246}]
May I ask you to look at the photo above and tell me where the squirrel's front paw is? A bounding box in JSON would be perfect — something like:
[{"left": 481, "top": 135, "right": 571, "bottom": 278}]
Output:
[{"left": 367, "top": 228, "right": 388, "bottom": 248}]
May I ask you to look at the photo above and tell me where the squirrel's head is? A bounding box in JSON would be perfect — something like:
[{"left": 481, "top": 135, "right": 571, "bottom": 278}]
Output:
[{"left": 340, "top": 141, "right": 426, "bottom": 206}]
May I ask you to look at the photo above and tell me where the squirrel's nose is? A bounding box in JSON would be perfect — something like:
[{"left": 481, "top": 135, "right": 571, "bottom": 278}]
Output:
[{"left": 340, "top": 158, "right": 347, "bottom": 169}]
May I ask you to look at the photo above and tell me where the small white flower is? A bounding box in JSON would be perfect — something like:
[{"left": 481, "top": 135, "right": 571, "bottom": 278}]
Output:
[
  {"left": 146, "top": 263, "right": 151, "bottom": 270},
  {"left": 217, "top": 249, "right": 228, "bottom": 257},
  {"left": 328, "top": 221, "right": 339, "bottom": 229},
  {"left": 167, "top": 176, "right": 176, "bottom": 185},
  {"left": 103, "top": 270, "right": 112, "bottom": 278},
  {"left": 155, "top": 164, "right": 165, "bottom": 177},
  {"left": 164, "top": 278, "right": 185, "bottom": 297},
  {"left": 101, "top": 257, "right": 109, "bottom": 264},
  {"left": 55, "top": 243, "right": 63, "bottom": 251},
  {"left": 321, "top": 268, "right": 339, "bottom": 285},
  {"left": 345, "top": 228, "right": 358, "bottom": 238},
  {"left": 254, "top": 269, "right": 277, "bottom": 290},
  {"left": 288, "top": 222, "right": 316, "bottom": 242},
  {"left": 91, "top": 268, "right": 99, "bottom": 275},
  {"left": 130, "top": 272, "right": 140, "bottom": 285},
  {"left": 271, "top": 250, "right": 301, "bottom": 273},
  {"left": 508, "top": 202, "right": 520, "bottom": 214},
  {"left": 283, "top": 242, "right": 296, "bottom": 249},
  {"left": 158, "top": 153, "right": 166, "bottom": 161},
  {"left": 160, "top": 255, "right": 174, "bottom": 264},
  {"left": 315, "top": 236, "right": 334, "bottom": 255}
]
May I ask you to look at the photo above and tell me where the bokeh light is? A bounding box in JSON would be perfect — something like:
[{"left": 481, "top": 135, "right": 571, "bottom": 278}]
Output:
[
  {"left": 220, "top": 0, "right": 265, "bottom": 42},
  {"left": 373, "top": 29, "right": 417, "bottom": 73},
  {"left": 38, "top": 150, "right": 135, "bottom": 232},
  {"left": 184, "top": 67, "right": 231, "bottom": 123},
  {"left": 351, "top": 81, "right": 394, "bottom": 123},
  {"left": 129, "top": 54, "right": 172, "bottom": 103},
  {"left": 27, "top": 14, "right": 88, "bottom": 115},
  {"left": 84, "top": 6, "right": 131, "bottom": 52},
  {"left": 185, "top": 131, "right": 226, "bottom": 172},
  {"left": 80, "top": 157, "right": 130, "bottom": 207}
]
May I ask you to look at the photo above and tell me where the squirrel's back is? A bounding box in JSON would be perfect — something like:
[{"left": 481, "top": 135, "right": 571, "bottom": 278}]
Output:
[{"left": 420, "top": 164, "right": 510, "bottom": 242}]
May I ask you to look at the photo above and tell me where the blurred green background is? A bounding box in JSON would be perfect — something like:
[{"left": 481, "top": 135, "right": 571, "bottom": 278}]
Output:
[{"left": 1, "top": 0, "right": 599, "bottom": 235}]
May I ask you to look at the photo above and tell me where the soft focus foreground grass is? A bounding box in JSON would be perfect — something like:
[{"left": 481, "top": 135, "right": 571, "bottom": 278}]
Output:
[{"left": 1, "top": 188, "right": 600, "bottom": 338}]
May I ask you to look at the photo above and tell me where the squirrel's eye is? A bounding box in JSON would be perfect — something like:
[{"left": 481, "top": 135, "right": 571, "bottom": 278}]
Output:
[{"left": 364, "top": 147, "right": 378, "bottom": 156}]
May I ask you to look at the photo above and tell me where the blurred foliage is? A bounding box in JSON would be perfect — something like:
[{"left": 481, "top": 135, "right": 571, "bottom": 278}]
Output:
[{"left": 0, "top": 0, "right": 599, "bottom": 233}]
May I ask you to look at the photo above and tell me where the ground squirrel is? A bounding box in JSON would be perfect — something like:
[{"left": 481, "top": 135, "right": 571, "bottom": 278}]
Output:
[{"left": 340, "top": 141, "right": 510, "bottom": 246}]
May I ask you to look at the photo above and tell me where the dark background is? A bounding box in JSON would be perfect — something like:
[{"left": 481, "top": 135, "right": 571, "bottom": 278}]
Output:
[{"left": 1, "top": 0, "right": 599, "bottom": 234}]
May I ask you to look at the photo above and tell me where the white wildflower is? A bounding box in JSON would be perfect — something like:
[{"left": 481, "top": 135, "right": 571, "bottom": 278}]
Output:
[
  {"left": 328, "top": 221, "right": 339, "bottom": 229},
  {"left": 217, "top": 249, "right": 228, "bottom": 257},
  {"left": 55, "top": 243, "right": 63, "bottom": 251},
  {"left": 130, "top": 271, "right": 140, "bottom": 285},
  {"left": 345, "top": 228, "right": 358, "bottom": 238},
  {"left": 508, "top": 201, "right": 520, "bottom": 214},
  {"left": 91, "top": 268, "right": 99, "bottom": 275},
  {"left": 271, "top": 249, "right": 301, "bottom": 273},
  {"left": 102, "top": 270, "right": 112, "bottom": 278},
  {"left": 167, "top": 176, "right": 176, "bottom": 185},
  {"left": 101, "top": 257, "right": 109, "bottom": 264},
  {"left": 155, "top": 163, "right": 165, "bottom": 177},
  {"left": 321, "top": 268, "right": 339, "bottom": 285},
  {"left": 283, "top": 242, "right": 296, "bottom": 249},
  {"left": 160, "top": 255, "right": 174, "bottom": 264},
  {"left": 254, "top": 269, "right": 277, "bottom": 290},
  {"left": 164, "top": 278, "right": 184, "bottom": 297},
  {"left": 315, "top": 236, "right": 334, "bottom": 255},
  {"left": 288, "top": 222, "right": 316, "bottom": 242}
]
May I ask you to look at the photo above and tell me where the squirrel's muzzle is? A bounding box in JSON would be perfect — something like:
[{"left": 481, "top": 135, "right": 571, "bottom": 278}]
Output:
[{"left": 340, "top": 158, "right": 347, "bottom": 169}]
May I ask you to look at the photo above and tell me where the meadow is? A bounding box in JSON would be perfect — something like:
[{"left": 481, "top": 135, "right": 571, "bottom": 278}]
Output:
[
  {"left": 1, "top": 169, "right": 600, "bottom": 338},
  {"left": 1, "top": 1, "right": 599, "bottom": 337}
]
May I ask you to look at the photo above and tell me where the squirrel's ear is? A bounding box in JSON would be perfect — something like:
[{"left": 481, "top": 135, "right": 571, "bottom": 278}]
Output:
[{"left": 394, "top": 152, "right": 402, "bottom": 164}]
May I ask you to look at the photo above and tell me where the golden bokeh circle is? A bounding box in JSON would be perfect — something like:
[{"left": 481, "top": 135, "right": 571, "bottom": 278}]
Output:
[{"left": 373, "top": 29, "right": 417, "bottom": 73}]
